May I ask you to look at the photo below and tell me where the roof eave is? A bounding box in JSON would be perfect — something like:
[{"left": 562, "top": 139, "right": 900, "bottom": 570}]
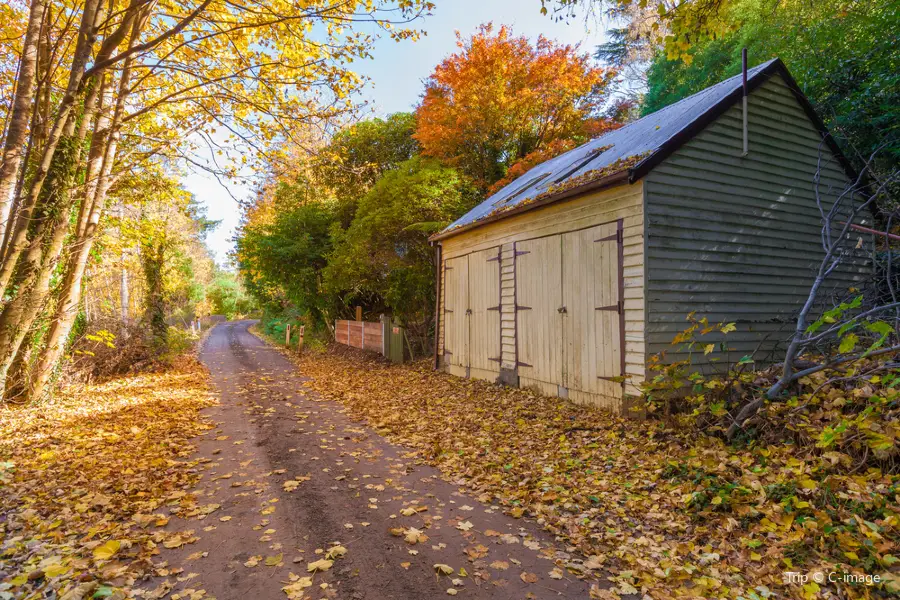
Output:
[{"left": 429, "top": 169, "right": 632, "bottom": 243}]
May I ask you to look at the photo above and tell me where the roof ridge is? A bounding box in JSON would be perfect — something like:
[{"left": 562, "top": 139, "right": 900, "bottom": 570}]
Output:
[{"left": 594, "top": 57, "right": 781, "bottom": 144}]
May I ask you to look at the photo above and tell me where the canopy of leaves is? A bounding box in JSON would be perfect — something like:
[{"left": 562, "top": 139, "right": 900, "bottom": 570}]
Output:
[
  {"left": 414, "top": 23, "right": 615, "bottom": 189},
  {"left": 236, "top": 179, "right": 337, "bottom": 327},
  {"left": 204, "top": 270, "right": 256, "bottom": 320},
  {"left": 315, "top": 113, "right": 420, "bottom": 226},
  {"left": 324, "top": 157, "right": 476, "bottom": 343}
]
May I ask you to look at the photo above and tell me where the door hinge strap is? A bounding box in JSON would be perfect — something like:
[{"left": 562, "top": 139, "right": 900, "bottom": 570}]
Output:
[
  {"left": 595, "top": 300, "right": 623, "bottom": 314},
  {"left": 594, "top": 232, "right": 618, "bottom": 242},
  {"left": 516, "top": 305, "right": 532, "bottom": 311},
  {"left": 488, "top": 357, "right": 501, "bottom": 362},
  {"left": 516, "top": 361, "right": 532, "bottom": 367},
  {"left": 444, "top": 309, "right": 454, "bottom": 313},
  {"left": 444, "top": 350, "right": 453, "bottom": 355},
  {"left": 487, "top": 306, "right": 501, "bottom": 311},
  {"left": 514, "top": 250, "right": 530, "bottom": 257}
]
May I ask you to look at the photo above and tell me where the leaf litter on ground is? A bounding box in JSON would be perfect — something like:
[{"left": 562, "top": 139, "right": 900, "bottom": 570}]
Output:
[
  {"left": 296, "top": 346, "right": 900, "bottom": 599},
  {"left": 0, "top": 359, "right": 216, "bottom": 599}
]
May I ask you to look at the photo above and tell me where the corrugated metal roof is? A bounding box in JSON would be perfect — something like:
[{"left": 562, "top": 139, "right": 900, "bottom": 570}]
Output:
[{"left": 439, "top": 58, "right": 781, "bottom": 236}]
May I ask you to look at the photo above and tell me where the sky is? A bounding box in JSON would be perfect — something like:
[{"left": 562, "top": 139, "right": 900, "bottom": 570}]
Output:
[{"left": 185, "top": 0, "right": 609, "bottom": 266}]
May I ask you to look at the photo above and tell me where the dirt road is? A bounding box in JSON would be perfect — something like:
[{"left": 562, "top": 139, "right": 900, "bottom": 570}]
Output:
[{"left": 144, "top": 320, "right": 595, "bottom": 600}]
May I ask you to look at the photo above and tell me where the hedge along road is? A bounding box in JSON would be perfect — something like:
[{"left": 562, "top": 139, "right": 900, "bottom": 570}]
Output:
[{"left": 140, "top": 320, "right": 598, "bottom": 600}]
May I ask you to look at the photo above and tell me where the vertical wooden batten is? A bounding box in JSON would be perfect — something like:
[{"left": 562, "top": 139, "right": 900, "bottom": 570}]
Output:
[{"left": 432, "top": 242, "right": 441, "bottom": 370}]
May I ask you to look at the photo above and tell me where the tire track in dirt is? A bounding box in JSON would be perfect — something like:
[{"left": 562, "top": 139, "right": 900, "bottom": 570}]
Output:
[{"left": 139, "top": 320, "right": 599, "bottom": 600}]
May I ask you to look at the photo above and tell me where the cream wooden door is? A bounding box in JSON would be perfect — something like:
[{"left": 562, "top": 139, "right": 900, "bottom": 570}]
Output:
[
  {"left": 515, "top": 236, "right": 563, "bottom": 387},
  {"left": 443, "top": 255, "right": 469, "bottom": 367},
  {"left": 468, "top": 247, "right": 501, "bottom": 373},
  {"left": 562, "top": 222, "right": 623, "bottom": 398}
]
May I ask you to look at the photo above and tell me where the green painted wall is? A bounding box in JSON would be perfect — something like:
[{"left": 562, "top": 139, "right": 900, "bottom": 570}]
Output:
[{"left": 643, "top": 74, "right": 870, "bottom": 365}]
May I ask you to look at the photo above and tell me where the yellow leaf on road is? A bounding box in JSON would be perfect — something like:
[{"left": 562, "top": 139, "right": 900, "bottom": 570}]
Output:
[
  {"left": 93, "top": 540, "right": 121, "bottom": 561},
  {"left": 283, "top": 576, "right": 313, "bottom": 599},
  {"left": 307, "top": 559, "right": 333, "bottom": 572}
]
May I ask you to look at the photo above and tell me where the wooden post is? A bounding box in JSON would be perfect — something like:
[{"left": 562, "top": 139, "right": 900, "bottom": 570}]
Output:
[
  {"left": 285, "top": 323, "right": 291, "bottom": 346},
  {"left": 355, "top": 306, "right": 362, "bottom": 322},
  {"left": 297, "top": 325, "right": 305, "bottom": 353}
]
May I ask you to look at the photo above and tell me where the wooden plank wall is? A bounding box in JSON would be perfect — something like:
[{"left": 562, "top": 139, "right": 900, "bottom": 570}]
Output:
[
  {"left": 440, "top": 181, "right": 646, "bottom": 404},
  {"left": 643, "top": 74, "right": 868, "bottom": 365},
  {"left": 334, "top": 319, "right": 383, "bottom": 353}
]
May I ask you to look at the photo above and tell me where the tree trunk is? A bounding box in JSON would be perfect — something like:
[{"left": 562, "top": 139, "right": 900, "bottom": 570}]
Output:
[
  {"left": 0, "top": 0, "right": 101, "bottom": 299},
  {"left": 0, "top": 207, "right": 72, "bottom": 398},
  {"left": 120, "top": 206, "right": 129, "bottom": 322},
  {"left": 0, "top": 133, "right": 81, "bottom": 392},
  {"left": 0, "top": 63, "right": 107, "bottom": 397},
  {"left": 142, "top": 242, "right": 168, "bottom": 352},
  {"left": 0, "top": 0, "right": 47, "bottom": 245},
  {"left": 0, "top": 3, "right": 52, "bottom": 263},
  {"left": 28, "top": 31, "right": 137, "bottom": 401}
]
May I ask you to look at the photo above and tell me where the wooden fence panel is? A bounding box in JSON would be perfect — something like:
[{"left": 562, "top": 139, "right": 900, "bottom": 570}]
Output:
[
  {"left": 363, "top": 322, "right": 383, "bottom": 353},
  {"left": 335, "top": 319, "right": 384, "bottom": 354},
  {"left": 335, "top": 322, "right": 349, "bottom": 345}
]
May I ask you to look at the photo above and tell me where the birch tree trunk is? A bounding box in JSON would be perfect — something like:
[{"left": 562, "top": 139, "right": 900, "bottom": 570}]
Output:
[{"left": 0, "top": 0, "right": 46, "bottom": 246}]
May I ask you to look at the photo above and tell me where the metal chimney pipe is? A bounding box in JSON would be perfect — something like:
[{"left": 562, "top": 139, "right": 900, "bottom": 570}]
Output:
[{"left": 741, "top": 48, "right": 749, "bottom": 156}]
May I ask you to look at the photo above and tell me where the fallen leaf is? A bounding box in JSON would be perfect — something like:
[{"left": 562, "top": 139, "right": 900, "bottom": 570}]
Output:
[
  {"left": 456, "top": 521, "right": 474, "bottom": 532},
  {"left": 265, "top": 553, "right": 284, "bottom": 566},
  {"left": 92, "top": 540, "right": 121, "bottom": 561},
  {"left": 244, "top": 556, "right": 262, "bottom": 568},
  {"left": 307, "top": 559, "right": 333, "bottom": 573}
]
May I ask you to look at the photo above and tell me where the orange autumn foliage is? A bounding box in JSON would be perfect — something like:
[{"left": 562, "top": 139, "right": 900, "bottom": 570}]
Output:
[{"left": 414, "top": 23, "right": 616, "bottom": 190}]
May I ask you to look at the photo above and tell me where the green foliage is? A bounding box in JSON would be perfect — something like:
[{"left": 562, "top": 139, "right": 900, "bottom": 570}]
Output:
[
  {"left": 236, "top": 114, "right": 423, "bottom": 330},
  {"left": 323, "top": 157, "right": 476, "bottom": 343},
  {"left": 643, "top": 312, "right": 751, "bottom": 421},
  {"left": 316, "top": 112, "right": 419, "bottom": 226},
  {"left": 237, "top": 194, "right": 336, "bottom": 327},
  {"left": 642, "top": 0, "right": 900, "bottom": 180},
  {"left": 204, "top": 270, "right": 255, "bottom": 319},
  {"left": 163, "top": 326, "right": 197, "bottom": 358}
]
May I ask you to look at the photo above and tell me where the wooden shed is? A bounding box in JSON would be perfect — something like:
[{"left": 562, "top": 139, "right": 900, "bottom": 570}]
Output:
[{"left": 430, "top": 58, "right": 867, "bottom": 413}]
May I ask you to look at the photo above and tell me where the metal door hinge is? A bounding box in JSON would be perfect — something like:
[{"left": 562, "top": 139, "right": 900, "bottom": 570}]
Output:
[{"left": 595, "top": 300, "right": 623, "bottom": 314}]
